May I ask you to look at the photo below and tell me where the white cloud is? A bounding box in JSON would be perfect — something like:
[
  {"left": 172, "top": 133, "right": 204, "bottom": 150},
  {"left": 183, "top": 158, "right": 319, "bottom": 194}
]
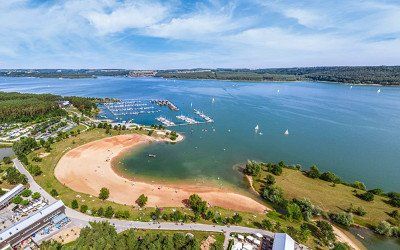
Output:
[
  {"left": 283, "top": 8, "right": 329, "bottom": 29},
  {"left": 85, "top": 1, "right": 169, "bottom": 34}
]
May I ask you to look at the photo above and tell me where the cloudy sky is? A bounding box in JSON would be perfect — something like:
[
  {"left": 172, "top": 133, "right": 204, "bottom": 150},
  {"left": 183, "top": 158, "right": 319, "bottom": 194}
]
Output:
[{"left": 1, "top": 0, "right": 399, "bottom": 69}]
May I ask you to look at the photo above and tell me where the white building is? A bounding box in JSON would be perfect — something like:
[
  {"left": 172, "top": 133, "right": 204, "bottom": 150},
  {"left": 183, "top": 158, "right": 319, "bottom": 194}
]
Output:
[
  {"left": 0, "top": 184, "right": 25, "bottom": 209},
  {"left": 272, "top": 233, "right": 295, "bottom": 250}
]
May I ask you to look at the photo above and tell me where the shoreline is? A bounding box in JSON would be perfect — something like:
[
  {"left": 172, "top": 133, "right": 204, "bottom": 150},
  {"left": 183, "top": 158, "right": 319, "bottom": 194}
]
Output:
[{"left": 54, "top": 133, "right": 267, "bottom": 213}]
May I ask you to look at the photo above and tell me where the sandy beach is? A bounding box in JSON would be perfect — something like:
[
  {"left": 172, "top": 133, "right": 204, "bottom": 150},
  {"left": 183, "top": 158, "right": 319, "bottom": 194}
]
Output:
[{"left": 54, "top": 133, "right": 267, "bottom": 213}]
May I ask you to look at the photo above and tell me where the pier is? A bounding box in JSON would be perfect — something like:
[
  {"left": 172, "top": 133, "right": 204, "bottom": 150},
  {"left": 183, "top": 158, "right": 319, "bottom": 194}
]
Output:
[
  {"left": 151, "top": 99, "right": 179, "bottom": 111},
  {"left": 176, "top": 115, "right": 198, "bottom": 124},
  {"left": 103, "top": 99, "right": 161, "bottom": 116},
  {"left": 194, "top": 109, "right": 214, "bottom": 123},
  {"left": 156, "top": 117, "right": 176, "bottom": 127}
]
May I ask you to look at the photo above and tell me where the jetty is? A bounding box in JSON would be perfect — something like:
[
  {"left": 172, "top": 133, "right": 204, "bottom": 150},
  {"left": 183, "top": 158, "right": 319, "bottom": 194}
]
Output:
[
  {"left": 193, "top": 109, "right": 214, "bottom": 123},
  {"left": 176, "top": 115, "right": 198, "bottom": 124},
  {"left": 156, "top": 117, "right": 176, "bottom": 127},
  {"left": 151, "top": 99, "right": 179, "bottom": 111}
]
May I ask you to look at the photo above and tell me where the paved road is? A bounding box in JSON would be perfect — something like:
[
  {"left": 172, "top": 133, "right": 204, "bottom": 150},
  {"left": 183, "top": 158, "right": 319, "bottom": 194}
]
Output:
[{"left": 13, "top": 159, "right": 275, "bottom": 248}]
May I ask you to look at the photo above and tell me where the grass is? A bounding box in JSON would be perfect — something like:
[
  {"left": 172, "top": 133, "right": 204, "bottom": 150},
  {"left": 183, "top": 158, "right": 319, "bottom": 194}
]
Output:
[{"left": 253, "top": 167, "right": 397, "bottom": 228}]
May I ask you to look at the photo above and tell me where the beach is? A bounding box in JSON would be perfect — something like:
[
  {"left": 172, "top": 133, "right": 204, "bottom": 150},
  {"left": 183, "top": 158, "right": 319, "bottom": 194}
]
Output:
[{"left": 54, "top": 133, "right": 267, "bottom": 213}]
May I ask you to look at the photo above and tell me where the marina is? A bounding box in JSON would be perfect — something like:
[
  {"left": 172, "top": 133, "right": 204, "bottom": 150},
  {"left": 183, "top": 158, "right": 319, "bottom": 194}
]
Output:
[
  {"left": 194, "top": 109, "right": 214, "bottom": 123},
  {"left": 151, "top": 99, "right": 179, "bottom": 111},
  {"left": 156, "top": 117, "right": 176, "bottom": 127},
  {"left": 176, "top": 115, "right": 198, "bottom": 124},
  {"left": 103, "top": 99, "right": 161, "bottom": 116}
]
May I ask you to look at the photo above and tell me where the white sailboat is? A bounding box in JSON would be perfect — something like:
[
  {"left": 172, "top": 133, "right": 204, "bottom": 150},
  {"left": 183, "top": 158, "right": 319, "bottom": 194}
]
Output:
[
  {"left": 212, "top": 98, "right": 215, "bottom": 103},
  {"left": 284, "top": 129, "right": 289, "bottom": 135},
  {"left": 377, "top": 89, "right": 381, "bottom": 93},
  {"left": 255, "top": 125, "right": 259, "bottom": 131}
]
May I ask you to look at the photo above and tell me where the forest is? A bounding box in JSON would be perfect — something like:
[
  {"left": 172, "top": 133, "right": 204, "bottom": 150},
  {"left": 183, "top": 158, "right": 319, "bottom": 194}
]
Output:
[
  {"left": 156, "top": 66, "right": 400, "bottom": 85},
  {"left": 0, "top": 92, "right": 99, "bottom": 123}
]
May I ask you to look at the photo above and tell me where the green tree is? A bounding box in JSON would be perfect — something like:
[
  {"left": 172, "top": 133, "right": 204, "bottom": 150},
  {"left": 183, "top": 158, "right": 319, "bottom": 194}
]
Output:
[
  {"left": 12, "top": 195, "right": 23, "bottom": 204},
  {"left": 375, "top": 221, "right": 393, "bottom": 236},
  {"left": 357, "top": 191, "right": 374, "bottom": 202},
  {"left": 99, "top": 187, "right": 110, "bottom": 200},
  {"left": 2, "top": 156, "right": 11, "bottom": 164},
  {"left": 50, "top": 189, "right": 58, "bottom": 197},
  {"left": 21, "top": 189, "right": 32, "bottom": 197},
  {"left": 265, "top": 174, "right": 276, "bottom": 186},
  {"left": 286, "top": 202, "right": 303, "bottom": 221},
  {"left": 320, "top": 171, "right": 341, "bottom": 183},
  {"left": 315, "top": 220, "right": 335, "bottom": 246},
  {"left": 71, "top": 199, "right": 79, "bottom": 209},
  {"left": 136, "top": 194, "right": 148, "bottom": 207},
  {"left": 307, "top": 165, "right": 320, "bottom": 179},
  {"left": 329, "top": 212, "right": 353, "bottom": 227},
  {"left": 352, "top": 181, "right": 366, "bottom": 190},
  {"left": 243, "top": 161, "right": 261, "bottom": 176},
  {"left": 188, "top": 194, "right": 207, "bottom": 215},
  {"left": 80, "top": 204, "right": 88, "bottom": 213},
  {"left": 31, "top": 192, "right": 41, "bottom": 199},
  {"left": 104, "top": 206, "right": 114, "bottom": 218}
]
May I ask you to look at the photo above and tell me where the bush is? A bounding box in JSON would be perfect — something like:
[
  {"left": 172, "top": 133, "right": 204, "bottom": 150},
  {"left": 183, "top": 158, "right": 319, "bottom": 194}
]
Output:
[
  {"left": 96, "top": 207, "right": 104, "bottom": 217},
  {"left": 375, "top": 221, "right": 393, "bottom": 236},
  {"left": 307, "top": 165, "right": 320, "bottom": 179},
  {"left": 21, "top": 189, "right": 32, "bottom": 197},
  {"left": 368, "top": 188, "right": 384, "bottom": 195},
  {"left": 286, "top": 202, "right": 303, "bottom": 221},
  {"left": 80, "top": 205, "right": 88, "bottom": 213},
  {"left": 333, "top": 242, "right": 350, "bottom": 250},
  {"left": 188, "top": 194, "right": 207, "bottom": 215},
  {"left": 98, "top": 187, "right": 109, "bottom": 200},
  {"left": 21, "top": 199, "right": 30, "bottom": 206},
  {"left": 136, "top": 194, "right": 148, "bottom": 207},
  {"left": 357, "top": 191, "right": 374, "bottom": 202},
  {"left": 329, "top": 212, "right": 353, "bottom": 227},
  {"left": 263, "top": 186, "right": 285, "bottom": 206},
  {"left": 50, "top": 189, "right": 58, "bottom": 197},
  {"left": 31, "top": 192, "right": 41, "bottom": 199},
  {"left": 315, "top": 220, "right": 335, "bottom": 246},
  {"left": 266, "top": 163, "right": 283, "bottom": 176},
  {"left": 243, "top": 161, "right": 261, "bottom": 176},
  {"left": 71, "top": 199, "right": 79, "bottom": 209},
  {"left": 387, "top": 192, "right": 400, "bottom": 208},
  {"left": 260, "top": 219, "right": 273, "bottom": 230},
  {"left": 104, "top": 206, "right": 114, "bottom": 218},
  {"left": 352, "top": 181, "right": 366, "bottom": 190},
  {"left": 320, "top": 171, "right": 341, "bottom": 183},
  {"left": 12, "top": 195, "right": 23, "bottom": 204},
  {"left": 27, "top": 164, "right": 43, "bottom": 176},
  {"left": 354, "top": 206, "right": 367, "bottom": 216},
  {"left": 265, "top": 174, "right": 275, "bottom": 186}
]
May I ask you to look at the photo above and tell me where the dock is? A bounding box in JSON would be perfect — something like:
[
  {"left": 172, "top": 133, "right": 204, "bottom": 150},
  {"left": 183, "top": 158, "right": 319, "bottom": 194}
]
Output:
[
  {"left": 176, "top": 115, "right": 198, "bottom": 124},
  {"left": 156, "top": 117, "right": 176, "bottom": 127},
  {"left": 151, "top": 99, "right": 179, "bottom": 111},
  {"left": 103, "top": 99, "right": 161, "bottom": 116},
  {"left": 194, "top": 109, "right": 214, "bottom": 123}
]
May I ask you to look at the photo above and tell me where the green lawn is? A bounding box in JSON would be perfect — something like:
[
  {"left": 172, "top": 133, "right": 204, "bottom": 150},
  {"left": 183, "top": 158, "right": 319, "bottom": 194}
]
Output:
[{"left": 253, "top": 167, "right": 397, "bottom": 228}]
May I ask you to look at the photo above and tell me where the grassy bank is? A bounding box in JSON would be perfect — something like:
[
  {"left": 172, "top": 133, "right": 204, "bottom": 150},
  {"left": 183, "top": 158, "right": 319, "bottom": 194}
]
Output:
[{"left": 252, "top": 166, "right": 396, "bottom": 228}]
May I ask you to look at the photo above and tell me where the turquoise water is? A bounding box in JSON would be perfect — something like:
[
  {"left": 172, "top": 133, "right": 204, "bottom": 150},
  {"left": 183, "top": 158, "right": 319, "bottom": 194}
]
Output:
[{"left": 0, "top": 77, "right": 399, "bottom": 192}]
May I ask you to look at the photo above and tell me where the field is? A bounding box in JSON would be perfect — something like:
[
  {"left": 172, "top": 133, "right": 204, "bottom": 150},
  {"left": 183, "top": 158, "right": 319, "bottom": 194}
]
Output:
[{"left": 252, "top": 167, "right": 397, "bottom": 228}]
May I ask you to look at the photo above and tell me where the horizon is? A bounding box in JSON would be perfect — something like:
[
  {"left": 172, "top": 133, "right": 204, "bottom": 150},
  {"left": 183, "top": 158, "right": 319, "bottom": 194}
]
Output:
[{"left": 1, "top": 0, "right": 400, "bottom": 69}]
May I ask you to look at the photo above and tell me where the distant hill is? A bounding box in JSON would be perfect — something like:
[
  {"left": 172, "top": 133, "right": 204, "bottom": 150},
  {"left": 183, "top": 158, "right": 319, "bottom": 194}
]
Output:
[
  {"left": 1, "top": 66, "right": 400, "bottom": 85},
  {"left": 155, "top": 66, "right": 400, "bottom": 85}
]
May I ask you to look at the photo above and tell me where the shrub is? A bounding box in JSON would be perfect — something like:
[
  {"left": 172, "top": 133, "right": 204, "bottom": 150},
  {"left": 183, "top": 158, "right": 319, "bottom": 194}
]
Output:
[
  {"left": 260, "top": 219, "right": 273, "bottom": 230},
  {"left": 98, "top": 187, "right": 109, "bottom": 200},
  {"left": 71, "top": 199, "right": 79, "bottom": 209},
  {"left": 268, "top": 163, "right": 283, "bottom": 176},
  {"left": 27, "top": 164, "right": 42, "bottom": 176},
  {"left": 50, "top": 189, "right": 58, "bottom": 197},
  {"left": 80, "top": 205, "right": 88, "bottom": 213},
  {"left": 136, "top": 194, "right": 148, "bottom": 207},
  {"left": 21, "top": 189, "right": 32, "bottom": 197},
  {"left": 307, "top": 165, "right": 320, "bottom": 179},
  {"left": 31, "top": 192, "right": 41, "bottom": 199},
  {"left": 188, "top": 194, "right": 207, "bottom": 215},
  {"left": 286, "top": 202, "right": 303, "bottom": 221},
  {"left": 333, "top": 242, "right": 350, "bottom": 250},
  {"left": 96, "top": 207, "right": 104, "bottom": 217},
  {"left": 352, "top": 181, "right": 366, "bottom": 191},
  {"left": 243, "top": 161, "right": 261, "bottom": 176},
  {"left": 358, "top": 191, "right": 374, "bottom": 202},
  {"left": 315, "top": 220, "right": 335, "bottom": 246},
  {"left": 320, "top": 171, "right": 341, "bottom": 183},
  {"left": 12, "top": 196, "right": 23, "bottom": 204},
  {"left": 375, "top": 221, "right": 393, "bottom": 236},
  {"left": 329, "top": 212, "right": 353, "bottom": 227},
  {"left": 262, "top": 186, "right": 285, "bottom": 205},
  {"left": 368, "top": 188, "right": 384, "bottom": 195},
  {"left": 354, "top": 206, "right": 367, "bottom": 216},
  {"left": 204, "top": 210, "right": 214, "bottom": 220},
  {"left": 104, "top": 206, "right": 114, "bottom": 218},
  {"left": 20, "top": 199, "right": 30, "bottom": 206},
  {"left": 265, "top": 174, "right": 275, "bottom": 186},
  {"left": 387, "top": 192, "right": 400, "bottom": 208}
]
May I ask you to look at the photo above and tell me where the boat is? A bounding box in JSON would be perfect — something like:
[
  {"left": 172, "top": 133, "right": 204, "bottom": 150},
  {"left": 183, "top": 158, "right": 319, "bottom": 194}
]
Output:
[
  {"left": 212, "top": 98, "right": 215, "bottom": 103},
  {"left": 284, "top": 129, "right": 289, "bottom": 135},
  {"left": 148, "top": 154, "right": 156, "bottom": 158},
  {"left": 377, "top": 89, "right": 381, "bottom": 93},
  {"left": 255, "top": 125, "right": 259, "bottom": 131}
]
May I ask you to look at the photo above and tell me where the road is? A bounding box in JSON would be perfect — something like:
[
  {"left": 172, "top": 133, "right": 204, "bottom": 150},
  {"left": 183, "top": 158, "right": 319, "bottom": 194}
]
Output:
[{"left": 13, "top": 159, "right": 275, "bottom": 248}]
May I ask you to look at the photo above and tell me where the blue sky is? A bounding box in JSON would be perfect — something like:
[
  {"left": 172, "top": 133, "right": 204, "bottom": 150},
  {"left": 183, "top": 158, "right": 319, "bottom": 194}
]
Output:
[{"left": 1, "top": 0, "right": 399, "bottom": 69}]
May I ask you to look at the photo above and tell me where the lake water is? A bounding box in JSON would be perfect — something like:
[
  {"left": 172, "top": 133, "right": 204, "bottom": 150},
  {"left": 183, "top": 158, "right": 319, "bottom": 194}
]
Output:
[
  {"left": 1, "top": 76, "right": 399, "bottom": 249},
  {"left": 1, "top": 77, "right": 399, "bottom": 192}
]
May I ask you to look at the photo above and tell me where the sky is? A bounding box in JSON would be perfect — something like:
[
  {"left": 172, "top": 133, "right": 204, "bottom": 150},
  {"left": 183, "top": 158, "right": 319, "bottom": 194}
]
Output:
[{"left": 0, "top": 0, "right": 399, "bottom": 69}]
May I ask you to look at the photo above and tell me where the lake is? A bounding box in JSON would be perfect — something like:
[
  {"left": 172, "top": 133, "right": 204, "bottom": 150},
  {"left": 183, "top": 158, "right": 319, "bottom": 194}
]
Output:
[{"left": 1, "top": 76, "right": 399, "bottom": 192}]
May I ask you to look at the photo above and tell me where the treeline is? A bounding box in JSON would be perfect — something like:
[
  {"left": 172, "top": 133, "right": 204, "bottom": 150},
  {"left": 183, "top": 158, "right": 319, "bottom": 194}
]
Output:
[
  {"left": 0, "top": 69, "right": 130, "bottom": 78},
  {"left": 0, "top": 91, "right": 104, "bottom": 123},
  {"left": 156, "top": 66, "right": 400, "bottom": 85},
  {"left": 41, "top": 222, "right": 201, "bottom": 250}
]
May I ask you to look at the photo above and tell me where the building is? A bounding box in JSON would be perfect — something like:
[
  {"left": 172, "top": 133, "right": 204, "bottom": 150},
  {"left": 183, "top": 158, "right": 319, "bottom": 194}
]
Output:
[
  {"left": 272, "top": 233, "right": 295, "bottom": 250},
  {"left": 0, "top": 200, "right": 65, "bottom": 248},
  {"left": 0, "top": 184, "right": 25, "bottom": 210}
]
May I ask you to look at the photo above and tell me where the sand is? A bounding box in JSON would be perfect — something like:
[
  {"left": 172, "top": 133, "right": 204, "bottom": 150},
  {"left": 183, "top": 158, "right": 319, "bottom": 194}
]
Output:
[{"left": 54, "top": 134, "right": 267, "bottom": 213}]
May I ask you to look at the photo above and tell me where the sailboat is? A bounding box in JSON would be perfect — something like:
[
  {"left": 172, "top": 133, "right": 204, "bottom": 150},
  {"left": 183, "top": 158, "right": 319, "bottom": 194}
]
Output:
[
  {"left": 212, "top": 98, "right": 215, "bottom": 103},
  {"left": 377, "top": 89, "right": 381, "bottom": 93},
  {"left": 284, "top": 129, "right": 289, "bottom": 135},
  {"left": 255, "top": 125, "right": 259, "bottom": 131}
]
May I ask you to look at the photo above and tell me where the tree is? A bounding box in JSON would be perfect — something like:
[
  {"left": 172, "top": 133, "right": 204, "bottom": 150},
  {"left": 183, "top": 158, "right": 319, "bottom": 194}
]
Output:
[
  {"left": 50, "top": 189, "right": 58, "bottom": 197},
  {"left": 231, "top": 213, "right": 243, "bottom": 224},
  {"left": 188, "top": 194, "right": 207, "bottom": 215},
  {"left": 21, "top": 199, "right": 30, "bottom": 206},
  {"left": 387, "top": 192, "right": 400, "bottom": 208},
  {"left": 357, "top": 191, "right": 374, "bottom": 202},
  {"left": 265, "top": 174, "right": 276, "bottom": 186},
  {"left": 21, "top": 189, "right": 32, "bottom": 197},
  {"left": 136, "top": 194, "right": 148, "bottom": 207},
  {"left": 243, "top": 161, "right": 261, "bottom": 176},
  {"left": 375, "top": 221, "right": 393, "bottom": 236},
  {"left": 329, "top": 212, "right": 353, "bottom": 227},
  {"left": 104, "top": 206, "right": 114, "bottom": 218},
  {"left": 260, "top": 219, "right": 273, "bottom": 230},
  {"left": 71, "top": 199, "right": 79, "bottom": 209},
  {"left": 31, "top": 192, "right": 41, "bottom": 199},
  {"left": 307, "top": 165, "right": 321, "bottom": 179},
  {"left": 80, "top": 204, "right": 88, "bottom": 213},
  {"left": 96, "top": 207, "right": 104, "bottom": 217},
  {"left": 320, "top": 171, "right": 341, "bottom": 183},
  {"left": 268, "top": 163, "right": 283, "bottom": 176},
  {"left": 99, "top": 187, "right": 109, "bottom": 200},
  {"left": 262, "top": 186, "right": 285, "bottom": 205},
  {"left": 286, "top": 202, "right": 303, "bottom": 221},
  {"left": 352, "top": 181, "right": 366, "bottom": 190},
  {"left": 12, "top": 195, "right": 22, "bottom": 204},
  {"left": 315, "top": 220, "right": 335, "bottom": 246}
]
